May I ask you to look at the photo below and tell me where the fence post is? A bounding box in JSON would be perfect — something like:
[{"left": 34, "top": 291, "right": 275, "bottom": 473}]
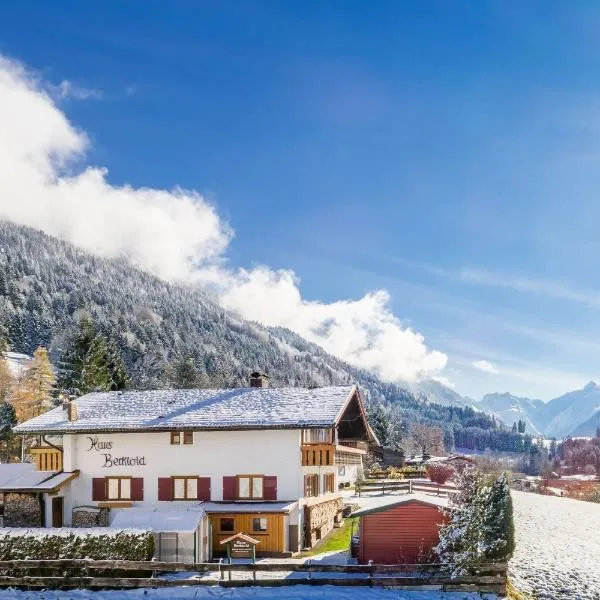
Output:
[
  {"left": 409, "top": 479, "right": 412, "bottom": 494},
  {"left": 368, "top": 560, "right": 374, "bottom": 587},
  {"left": 307, "top": 559, "right": 312, "bottom": 580},
  {"left": 218, "top": 558, "right": 224, "bottom": 583}
]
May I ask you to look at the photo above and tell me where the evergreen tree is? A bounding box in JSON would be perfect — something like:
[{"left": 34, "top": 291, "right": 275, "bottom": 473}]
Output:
[
  {"left": 367, "top": 403, "right": 391, "bottom": 446},
  {"left": 170, "top": 357, "right": 203, "bottom": 389},
  {"left": 511, "top": 422, "right": 517, "bottom": 433},
  {"left": 517, "top": 419, "right": 526, "bottom": 434},
  {"left": 478, "top": 472, "right": 515, "bottom": 560},
  {"left": 596, "top": 426, "right": 600, "bottom": 440},
  {"left": 107, "top": 342, "right": 130, "bottom": 391},
  {"left": 80, "top": 334, "right": 113, "bottom": 393},
  {"left": 435, "top": 467, "right": 482, "bottom": 575},
  {"left": 58, "top": 317, "right": 116, "bottom": 395},
  {"left": 0, "top": 402, "right": 16, "bottom": 440}
]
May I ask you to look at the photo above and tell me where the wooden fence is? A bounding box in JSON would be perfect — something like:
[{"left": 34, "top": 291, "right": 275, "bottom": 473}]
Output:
[
  {"left": 0, "top": 558, "right": 507, "bottom": 594},
  {"left": 355, "top": 479, "right": 456, "bottom": 497}
]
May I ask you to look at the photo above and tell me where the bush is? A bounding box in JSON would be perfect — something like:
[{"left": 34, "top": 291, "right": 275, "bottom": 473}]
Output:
[
  {"left": 426, "top": 464, "right": 455, "bottom": 484},
  {"left": 0, "top": 528, "right": 154, "bottom": 560}
]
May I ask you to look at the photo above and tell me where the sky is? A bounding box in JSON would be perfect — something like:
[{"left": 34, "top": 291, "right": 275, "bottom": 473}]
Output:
[{"left": 1, "top": 1, "right": 600, "bottom": 400}]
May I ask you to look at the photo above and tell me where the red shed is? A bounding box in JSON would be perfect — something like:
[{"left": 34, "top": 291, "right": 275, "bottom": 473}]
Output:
[{"left": 352, "top": 494, "right": 451, "bottom": 564}]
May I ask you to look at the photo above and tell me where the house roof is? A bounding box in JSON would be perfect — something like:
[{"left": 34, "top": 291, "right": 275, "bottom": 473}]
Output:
[
  {"left": 110, "top": 507, "right": 205, "bottom": 533},
  {"left": 351, "top": 493, "right": 451, "bottom": 517},
  {"left": 0, "top": 464, "right": 78, "bottom": 492},
  {"left": 13, "top": 385, "right": 359, "bottom": 435},
  {"left": 202, "top": 501, "right": 297, "bottom": 514}
]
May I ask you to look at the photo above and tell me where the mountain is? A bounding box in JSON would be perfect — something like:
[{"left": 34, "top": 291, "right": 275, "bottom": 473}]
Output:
[
  {"left": 0, "top": 220, "right": 512, "bottom": 447},
  {"left": 408, "top": 379, "right": 473, "bottom": 408},
  {"left": 479, "top": 392, "right": 546, "bottom": 436},
  {"left": 571, "top": 409, "right": 600, "bottom": 437},
  {"left": 543, "top": 382, "right": 600, "bottom": 438},
  {"left": 479, "top": 383, "right": 600, "bottom": 438}
]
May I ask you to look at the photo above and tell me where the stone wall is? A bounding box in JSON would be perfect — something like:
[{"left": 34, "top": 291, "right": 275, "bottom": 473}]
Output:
[
  {"left": 72, "top": 506, "right": 109, "bottom": 527},
  {"left": 304, "top": 496, "right": 343, "bottom": 548},
  {"left": 3, "top": 493, "right": 41, "bottom": 527}
]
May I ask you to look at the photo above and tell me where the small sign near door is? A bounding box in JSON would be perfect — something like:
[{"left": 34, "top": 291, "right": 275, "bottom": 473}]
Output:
[{"left": 219, "top": 532, "right": 260, "bottom": 561}]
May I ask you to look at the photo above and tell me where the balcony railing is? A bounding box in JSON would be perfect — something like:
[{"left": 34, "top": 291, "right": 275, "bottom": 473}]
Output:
[
  {"left": 301, "top": 444, "right": 335, "bottom": 466},
  {"left": 29, "top": 447, "right": 63, "bottom": 471}
]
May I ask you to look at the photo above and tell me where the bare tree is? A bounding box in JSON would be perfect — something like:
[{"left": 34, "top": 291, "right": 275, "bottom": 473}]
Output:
[{"left": 407, "top": 423, "right": 445, "bottom": 458}]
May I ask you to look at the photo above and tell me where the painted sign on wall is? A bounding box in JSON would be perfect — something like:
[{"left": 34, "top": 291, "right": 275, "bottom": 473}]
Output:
[{"left": 86, "top": 436, "right": 147, "bottom": 468}]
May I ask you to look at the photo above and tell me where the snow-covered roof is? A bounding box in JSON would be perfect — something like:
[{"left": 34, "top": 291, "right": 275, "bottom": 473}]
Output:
[
  {"left": 110, "top": 508, "right": 205, "bottom": 533},
  {"left": 13, "top": 385, "right": 358, "bottom": 434},
  {"left": 4, "top": 352, "right": 30, "bottom": 377},
  {"left": 202, "top": 501, "right": 297, "bottom": 514},
  {"left": 351, "top": 493, "right": 450, "bottom": 517},
  {"left": 0, "top": 464, "right": 78, "bottom": 492}
]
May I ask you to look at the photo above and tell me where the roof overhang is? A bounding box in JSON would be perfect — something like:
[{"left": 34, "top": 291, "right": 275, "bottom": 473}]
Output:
[
  {"left": 334, "top": 385, "right": 381, "bottom": 447},
  {"left": 0, "top": 470, "right": 79, "bottom": 494}
]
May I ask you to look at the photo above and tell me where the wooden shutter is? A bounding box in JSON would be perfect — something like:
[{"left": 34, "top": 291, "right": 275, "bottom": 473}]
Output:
[
  {"left": 158, "top": 477, "right": 172, "bottom": 501},
  {"left": 131, "top": 478, "right": 144, "bottom": 501},
  {"left": 303, "top": 475, "right": 308, "bottom": 497},
  {"left": 197, "top": 477, "right": 211, "bottom": 501},
  {"left": 222, "top": 476, "right": 236, "bottom": 501},
  {"left": 263, "top": 476, "right": 277, "bottom": 501},
  {"left": 92, "top": 478, "right": 106, "bottom": 502}
]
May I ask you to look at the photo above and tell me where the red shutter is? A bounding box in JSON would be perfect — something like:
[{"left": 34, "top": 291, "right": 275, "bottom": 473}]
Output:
[
  {"left": 222, "top": 476, "right": 236, "bottom": 501},
  {"left": 158, "top": 477, "right": 172, "bottom": 501},
  {"left": 264, "top": 476, "right": 277, "bottom": 501},
  {"left": 92, "top": 478, "right": 106, "bottom": 501},
  {"left": 131, "top": 478, "right": 144, "bottom": 501},
  {"left": 197, "top": 477, "right": 211, "bottom": 501}
]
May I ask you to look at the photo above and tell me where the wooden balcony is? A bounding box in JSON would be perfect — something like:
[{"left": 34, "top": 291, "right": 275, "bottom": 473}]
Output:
[
  {"left": 29, "top": 447, "right": 63, "bottom": 471},
  {"left": 301, "top": 444, "right": 335, "bottom": 466}
]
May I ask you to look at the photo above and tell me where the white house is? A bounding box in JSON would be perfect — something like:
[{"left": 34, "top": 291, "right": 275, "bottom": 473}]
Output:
[{"left": 12, "top": 374, "right": 376, "bottom": 561}]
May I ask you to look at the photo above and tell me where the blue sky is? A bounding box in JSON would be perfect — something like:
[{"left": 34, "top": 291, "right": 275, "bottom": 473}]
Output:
[{"left": 2, "top": 1, "right": 600, "bottom": 400}]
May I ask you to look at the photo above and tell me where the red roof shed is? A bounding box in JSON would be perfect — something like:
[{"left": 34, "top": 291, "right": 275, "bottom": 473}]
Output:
[{"left": 353, "top": 495, "right": 451, "bottom": 564}]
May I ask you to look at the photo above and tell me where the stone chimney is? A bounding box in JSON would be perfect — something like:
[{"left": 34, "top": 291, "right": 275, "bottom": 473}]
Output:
[
  {"left": 249, "top": 371, "right": 269, "bottom": 388},
  {"left": 67, "top": 402, "right": 78, "bottom": 422}
]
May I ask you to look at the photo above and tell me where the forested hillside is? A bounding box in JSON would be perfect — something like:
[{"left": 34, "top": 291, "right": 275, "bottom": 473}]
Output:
[{"left": 0, "top": 220, "right": 531, "bottom": 453}]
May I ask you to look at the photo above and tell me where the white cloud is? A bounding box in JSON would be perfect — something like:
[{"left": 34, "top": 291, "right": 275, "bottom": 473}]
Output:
[
  {"left": 0, "top": 54, "right": 447, "bottom": 384},
  {"left": 472, "top": 359, "right": 499, "bottom": 374},
  {"left": 51, "top": 80, "right": 103, "bottom": 101}
]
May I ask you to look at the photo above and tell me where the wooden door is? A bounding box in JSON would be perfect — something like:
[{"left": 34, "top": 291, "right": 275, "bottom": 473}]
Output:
[{"left": 51, "top": 497, "right": 63, "bottom": 528}]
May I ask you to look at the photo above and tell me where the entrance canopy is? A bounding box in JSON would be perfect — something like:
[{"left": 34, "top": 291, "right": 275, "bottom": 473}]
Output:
[{"left": 110, "top": 508, "right": 205, "bottom": 533}]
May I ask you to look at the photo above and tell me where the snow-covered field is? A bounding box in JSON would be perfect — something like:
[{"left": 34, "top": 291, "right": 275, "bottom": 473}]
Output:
[
  {"left": 511, "top": 490, "right": 600, "bottom": 599},
  {"left": 0, "top": 588, "right": 496, "bottom": 600}
]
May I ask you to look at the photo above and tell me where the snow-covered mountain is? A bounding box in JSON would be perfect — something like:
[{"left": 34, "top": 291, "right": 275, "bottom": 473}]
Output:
[
  {"left": 478, "top": 382, "right": 600, "bottom": 438},
  {"left": 479, "top": 392, "right": 546, "bottom": 436},
  {"left": 407, "top": 378, "right": 473, "bottom": 407}
]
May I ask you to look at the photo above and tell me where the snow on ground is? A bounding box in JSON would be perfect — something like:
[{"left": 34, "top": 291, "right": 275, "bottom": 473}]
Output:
[
  {"left": 511, "top": 490, "right": 600, "bottom": 599},
  {"left": 0, "top": 587, "right": 497, "bottom": 600}
]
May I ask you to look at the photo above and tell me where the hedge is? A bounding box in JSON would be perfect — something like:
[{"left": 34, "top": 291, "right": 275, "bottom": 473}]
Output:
[{"left": 0, "top": 528, "right": 154, "bottom": 560}]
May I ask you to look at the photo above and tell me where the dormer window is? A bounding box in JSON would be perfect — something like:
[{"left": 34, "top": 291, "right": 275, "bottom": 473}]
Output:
[{"left": 170, "top": 431, "right": 194, "bottom": 445}]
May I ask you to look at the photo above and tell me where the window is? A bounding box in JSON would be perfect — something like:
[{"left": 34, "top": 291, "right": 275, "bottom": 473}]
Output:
[
  {"left": 237, "top": 475, "right": 264, "bottom": 500},
  {"left": 172, "top": 476, "right": 197, "bottom": 500},
  {"left": 171, "top": 431, "right": 194, "bottom": 445},
  {"left": 301, "top": 429, "right": 333, "bottom": 444},
  {"left": 323, "top": 473, "right": 335, "bottom": 494},
  {"left": 304, "top": 474, "right": 319, "bottom": 497},
  {"left": 220, "top": 517, "right": 235, "bottom": 532},
  {"left": 252, "top": 517, "right": 268, "bottom": 533},
  {"left": 106, "top": 477, "right": 131, "bottom": 500}
]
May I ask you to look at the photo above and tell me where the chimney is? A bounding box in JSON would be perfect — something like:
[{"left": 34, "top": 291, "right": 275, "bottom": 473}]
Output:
[
  {"left": 67, "top": 402, "right": 78, "bottom": 422},
  {"left": 249, "top": 372, "right": 269, "bottom": 388}
]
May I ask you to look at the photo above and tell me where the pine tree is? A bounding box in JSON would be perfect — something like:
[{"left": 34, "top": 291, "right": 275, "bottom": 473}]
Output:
[
  {"left": 80, "top": 334, "right": 113, "bottom": 393},
  {"left": 596, "top": 426, "right": 600, "bottom": 440},
  {"left": 435, "top": 467, "right": 482, "bottom": 575},
  {"left": 478, "top": 472, "right": 515, "bottom": 560},
  {"left": 107, "top": 342, "right": 130, "bottom": 391},
  {"left": 0, "top": 401, "right": 16, "bottom": 439},
  {"left": 511, "top": 422, "right": 517, "bottom": 433},
  {"left": 170, "top": 357, "right": 202, "bottom": 389},
  {"left": 517, "top": 420, "right": 526, "bottom": 434},
  {"left": 367, "top": 403, "right": 391, "bottom": 447}
]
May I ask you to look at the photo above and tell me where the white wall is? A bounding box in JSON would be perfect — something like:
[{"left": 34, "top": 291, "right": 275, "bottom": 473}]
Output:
[{"left": 65, "top": 429, "right": 304, "bottom": 510}]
